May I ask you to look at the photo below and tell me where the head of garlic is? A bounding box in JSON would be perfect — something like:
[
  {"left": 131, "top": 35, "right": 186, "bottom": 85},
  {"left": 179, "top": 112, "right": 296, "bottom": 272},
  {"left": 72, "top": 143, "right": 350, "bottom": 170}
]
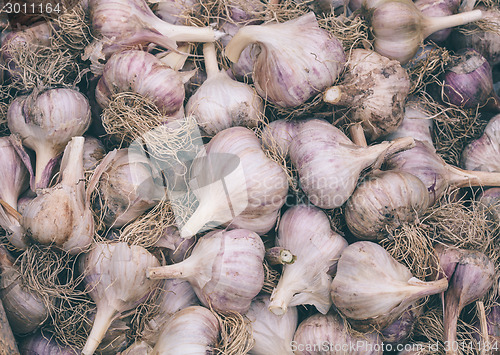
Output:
[
  {"left": 185, "top": 43, "right": 263, "bottom": 136},
  {"left": 0, "top": 245, "right": 52, "bottom": 335},
  {"left": 225, "top": 12, "right": 346, "bottom": 108},
  {"left": 345, "top": 170, "right": 430, "bottom": 240},
  {"left": 293, "top": 311, "right": 383, "bottom": 355},
  {"left": 79, "top": 242, "right": 160, "bottom": 355},
  {"left": 246, "top": 294, "right": 298, "bottom": 355},
  {"left": 289, "top": 119, "right": 415, "bottom": 209},
  {"left": 269, "top": 205, "right": 347, "bottom": 315},
  {"left": 147, "top": 228, "right": 265, "bottom": 314},
  {"left": 152, "top": 306, "right": 219, "bottom": 354},
  {"left": 7, "top": 88, "right": 91, "bottom": 189},
  {"left": 0, "top": 136, "right": 29, "bottom": 249},
  {"left": 22, "top": 137, "right": 94, "bottom": 254},
  {"left": 180, "top": 127, "right": 288, "bottom": 238},
  {"left": 462, "top": 113, "right": 500, "bottom": 173},
  {"left": 96, "top": 50, "right": 191, "bottom": 116},
  {"left": 96, "top": 148, "right": 164, "bottom": 228},
  {"left": 414, "top": 0, "right": 460, "bottom": 42},
  {"left": 331, "top": 241, "right": 448, "bottom": 331},
  {"left": 324, "top": 49, "right": 410, "bottom": 141}
]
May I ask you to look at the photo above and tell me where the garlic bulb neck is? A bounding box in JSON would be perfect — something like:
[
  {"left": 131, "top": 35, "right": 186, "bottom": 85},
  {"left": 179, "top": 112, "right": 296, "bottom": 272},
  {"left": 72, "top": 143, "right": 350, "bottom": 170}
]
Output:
[
  {"left": 82, "top": 307, "right": 116, "bottom": 355},
  {"left": 203, "top": 42, "right": 221, "bottom": 78}
]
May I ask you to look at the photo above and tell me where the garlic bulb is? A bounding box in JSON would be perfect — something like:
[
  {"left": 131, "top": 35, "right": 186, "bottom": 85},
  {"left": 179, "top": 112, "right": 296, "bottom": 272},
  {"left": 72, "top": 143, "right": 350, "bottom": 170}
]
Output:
[
  {"left": 478, "top": 188, "right": 500, "bottom": 224},
  {"left": 414, "top": 0, "right": 460, "bottom": 42},
  {"left": 153, "top": 0, "right": 200, "bottom": 25},
  {"left": 19, "top": 332, "right": 78, "bottom": 354},
  {"left": 22, "top": 137, "right": 94, "bottom": 254},
  {"left": 247, "top": 295, "right": 298, "bottom": 355},
  {"left": 121, "top": 340, "right": 153, "bottom": 355},
  {"left": 7, "top": 88, "right": 91, "bottom": 189},
  {"left": 436, "top": 246, "right": 495, "bottom": 353},
  {"left": 293, "top": 311, "right": 383, "bottom": 355},
  {"left": 386, "top": 139, "right": 500, "bottom": 206},
  {"left": 269, "top": 205, "right": 347, "bottom": 315},
  {"left": 79, "top": 242, "right": 160, "bottom": 355},
  {"left": 83, "top": 136, "right": 106, "bottom": 170},
  {"left": 147, "top": 229, "right": 265, "bottom": 314},
  {"left": 142, "top": 278, "right": 198, "bottom": 345},
  {"left": 331, "top": 241, "right": 448, "bottom": 331},
  {"left": 261, "top": 119, "right": 302, "bottom": 157},
  {"left": 0, "top": 245, "right": 51, "bottom": 335},
  {"left": 370, "top": 0, "right": 483, "bottom": 64},
  {"left": 180, "top": 127, "right": 288, "bottom": 238},
  {"left": 96, "top": 50, "right": 191, "bottom": 116},
  {"left": 87, "top": 0, "right": 219, "bottom": 61},
  {"left": 462, "top": 113, "right": 500, "bottom": 172},
  {"left": 152, "top": 306, "right": 219, "bottom": 355},
  {"left": 96, "top": 148, "right": 164, "bottom": 228},
  {"left": 0, "top": 137, "right": 29, "bottom": 249},
  {"left": 225, "top": 12, "right": 346, "bottom": 108},
  {"left": 185, "top": 43, "right": 263, "bottom": 136},
  {"left": 385, "top": 99, "right": 434, "bottom": 146},
  {"left": 345, "top": 170, "right": 430, "bottom": 240},
  {"left": 289, "top": 119, "right": 415, "bottom": 209},
  {"left": 324, "top": 49, "right": 410, "bottom": 140}
]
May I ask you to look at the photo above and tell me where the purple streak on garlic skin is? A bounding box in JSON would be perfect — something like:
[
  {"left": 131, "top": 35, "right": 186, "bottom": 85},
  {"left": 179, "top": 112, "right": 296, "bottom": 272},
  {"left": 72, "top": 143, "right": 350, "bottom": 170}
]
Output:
[
  {"left": 472, "top": 304, "right": 500, "bottom": 346},
  {"left": 415, "top": 0, "right": 460, "bottom": 42},
  {"left": 19, "top": 332, "right": 78, "bottom": 355},
  {"left": 461, "top": 113, "right": 500, "bottom": 173},
  {"left": 442, "top": 49, "right": 500, "bottom": 110},
  {"left": 381, "top": 305, "right": 422, "bottom": 344}
]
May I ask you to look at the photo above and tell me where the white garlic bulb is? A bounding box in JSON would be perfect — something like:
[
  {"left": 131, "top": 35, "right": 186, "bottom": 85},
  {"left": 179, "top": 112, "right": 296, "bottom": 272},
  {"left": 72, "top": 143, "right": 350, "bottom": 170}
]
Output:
[
  {"left": 225, "top": 12, "right": 346, "bottom": 108},
  {"left": 247, "top": 295, "right": 298, "bottom": 355},
  {"left": 80, "top": 242, "right": 160, "bottom": 355},
  {"left": 180, "top": 127, "right": 288, "bottom": 238},
  {"left": 462, "top": 113, "right": 500, "bottom": 173},
  {"left": 7, "top": 88, "right": 91, "bottom": 189},
  {"left": 293, "top": 311, "right": 383, "bottom": 355},
  {"left": 324, "top": 49, "right": 410, "bottom": 141},
  {"left": 331, "top": 241, "right": 448, "bottom": 331},
  {"left": 186, "top": 43, "right": 263, "bottom": 136},
  {"left": 152, "top": 306, "right": 219, "bottom": 355},
  {"left": 22, "top": 137, "right": 94, "bottom": 254},
  {"left": 345, "top": 170, "right": 430, "bottom": 240},
  {"left": 0, "top": 136, "right": 29, "bottom": 249},
  {"left": 269, "top": 205, "right": 347, "bottom": 315},
  {"left": 289, "top": 119, "right": 415, "bottom": 209},
  {"left": 147, "top": 229, "right": 265, "bottom": 314}
]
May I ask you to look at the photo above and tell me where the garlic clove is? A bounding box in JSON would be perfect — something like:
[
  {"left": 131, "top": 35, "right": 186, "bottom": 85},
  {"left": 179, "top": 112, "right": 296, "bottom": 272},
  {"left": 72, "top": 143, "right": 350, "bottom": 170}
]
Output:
[
  {"left": 331, "top": 241, "right": 448, "bottom": 331},
  {"left": 147, "top": 228, "right": 265, "bottom": 314},
  {"left": 225, "top": 12, "right": 346, "bottom": 108},
  {"left": 269, "top": 205, "right": 348, "bottom": 315},
  {"left": 151, "top": 306, "right": 219, "bottom": 355},
  {"left": 185, "top": 43, "right": 263, "bottom": 136},
  {"left": 345, "top": 170, "right": 430, "bottom": 240}
]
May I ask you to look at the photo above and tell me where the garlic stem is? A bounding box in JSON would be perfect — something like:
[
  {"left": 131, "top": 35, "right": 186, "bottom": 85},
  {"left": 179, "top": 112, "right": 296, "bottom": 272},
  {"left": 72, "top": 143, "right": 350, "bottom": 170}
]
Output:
[
  {"left": 203, "top": 43, "right": 220, "bottom": 78},
  {"left": 349, "top": 123, "right": 367, "bottom": 147},
  {"left": 447, "top": 165, "right": 500, "bottom": 188},
  {"left": 158, "top": 44, "right": 191, "bottom": 71},
  {"left": 0, "top": 199, "right": 21, "bottom": 222},
  {"left": 269, "top": 284, "right": 297, "bottom": 316},
  {"left": 34, "top": 147, "right": 57, "bottom": 187},
  {"left": 477, "top": 301, "right": 488, "bottom": 355},
  {"left": 422, "top": 10, "right": 483, "bottom": 38},
  {"left": 323, "top": 85, "right": 357, "bottom": 106},
  {"left": 407, "top": 277, "right": 449, "bottom": 297},
  {"left": 82, "top": 307, "right": 117, "bottom": 355},
  {"left": 147, "top": 259, "right": 192, "bottom": 279},
  {"left": 60, "top": 137, "right": 84, "bottom": 186},
  {"left": 149, "top": 17, "right": 220, "bottom": 44},
  {"left": 180, "top": 202, "right": 215, "bottom": 238},
  {"left": 225, "top": 25, "right": 263, "bottom": 63},
  {"left": 265, "top": 247, "right": 296, "bottom": 265},
  {"left": 384, "top": 137, "right": 417, "bottom": 157},
  {"left": 443, "top": 295, "right": 460, "bottom": 355}
]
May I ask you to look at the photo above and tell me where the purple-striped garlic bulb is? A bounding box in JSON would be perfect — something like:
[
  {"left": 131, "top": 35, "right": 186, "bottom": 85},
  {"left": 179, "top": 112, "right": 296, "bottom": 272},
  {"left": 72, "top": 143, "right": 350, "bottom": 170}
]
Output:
[
  {"left": 414, "top": 0, "right": 460, "bottom": 42},
  {"left": 147, "top": 229, "right": 265, "bottom": 314},
  {"left": 269, "top": 205, "right": 347, "bottom": 315},
  {"left": 79, "top": 242, "right": 160, "bottom": 355},
  {"left": 462, "top": 113, "right": 500, "bottom": 173},
  {"left": 225, "top": 12, "right": 346, "bottom": 108}
]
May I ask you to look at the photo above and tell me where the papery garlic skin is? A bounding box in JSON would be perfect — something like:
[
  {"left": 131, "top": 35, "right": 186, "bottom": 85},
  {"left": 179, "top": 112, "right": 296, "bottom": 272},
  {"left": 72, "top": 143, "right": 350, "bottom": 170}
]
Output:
[
  {"left": 80, "top": 242, "right": 160, "bottom": 355},
  {"left": 324, "top": 49, "right": 410, "bottom": 141},
  {"left": 345, "top": 171, "right": 430, "bottom": 240},
  {"left": 289, "top": 119, "right": 414, "bottom": 209},
  {"left": 331, "top": 242, "right": 448, "bottom": 331},
  {"left": 22, "top": 137, "right": 94, "bottom": 254},
  {"left": 386, "top": 100, "right": 434, "bottom": 146},
  {"left": 225, "top": 12, "right": 346, "bottom": 108},
  {"left": 293, "top": 311, "right": 383, "bottom": 355},
  {"left": 181, "top": 127, "right": 288, "bottom": 238},
  {"left": 0, "top": 137, "right": 29, "bottom": 249},
  {"left": 7, "top": 88, "right": 91, "bottom": 189},
  {"left": 154, "top": 0, "right": 200, "bottom": 25},
  {"left": 247, "top": 295, "right": 298, "bottom": 355},
  {"left": 154, "top": 226, "right": 196, "bottom": 264},
  {"left": 152, "top": 306, "right": 219, "bottom": 355},
  {"left": 83, "top": 136, "right": 106, "bottom": 170},
  {"left": 269, "top": 205, "right": 347, "bottom": 315},
  {"left": 96, "top": 50, "right": 188, "bottom": 116},
  {"left": 462, "top": 113, "right": 500, "bottom": 173},
  {"left": 147, "top": 229, "right": 265, "bottom": 314},
  {"left": 186, "top": 43, "right": 263, "bottom": 136}
]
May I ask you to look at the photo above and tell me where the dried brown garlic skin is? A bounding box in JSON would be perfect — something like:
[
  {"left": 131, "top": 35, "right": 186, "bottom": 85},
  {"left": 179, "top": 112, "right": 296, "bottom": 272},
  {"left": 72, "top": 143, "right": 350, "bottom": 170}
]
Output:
[
  {"left": 324, "top": 49, "right": 411, "bottom": 141},
  {"left": 462, "top": 113, "right": 500, "bottom": 173},
  {"left": 345, "top": 170, "right": 430, "bottom": 240}
]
